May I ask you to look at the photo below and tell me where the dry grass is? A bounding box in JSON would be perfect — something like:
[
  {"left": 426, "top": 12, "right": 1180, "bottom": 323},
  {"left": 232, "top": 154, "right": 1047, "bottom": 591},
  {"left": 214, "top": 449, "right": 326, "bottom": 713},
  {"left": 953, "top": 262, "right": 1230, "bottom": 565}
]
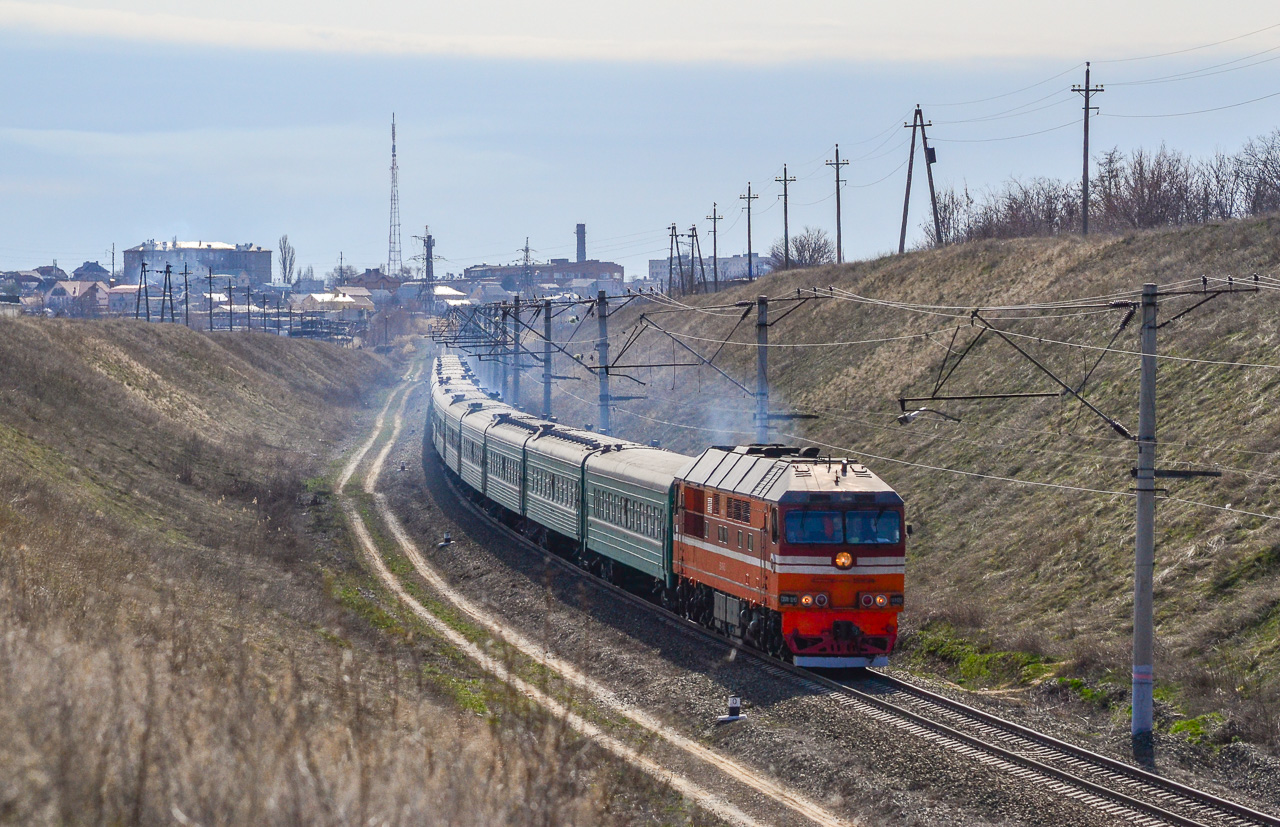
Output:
[
  {"left": 0, "top": 319, "right": 685, "bottom": 825},
  {"left": 546, "top": 214, "right": 1280, "bottom": 747}
]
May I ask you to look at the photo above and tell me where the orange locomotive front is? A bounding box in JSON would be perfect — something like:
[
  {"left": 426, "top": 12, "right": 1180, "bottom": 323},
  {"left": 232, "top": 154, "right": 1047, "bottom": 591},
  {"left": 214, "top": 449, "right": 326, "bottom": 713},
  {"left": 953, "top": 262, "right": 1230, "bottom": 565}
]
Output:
[{"left": 671, "top": 445, "right": 905, "bottom": 668}]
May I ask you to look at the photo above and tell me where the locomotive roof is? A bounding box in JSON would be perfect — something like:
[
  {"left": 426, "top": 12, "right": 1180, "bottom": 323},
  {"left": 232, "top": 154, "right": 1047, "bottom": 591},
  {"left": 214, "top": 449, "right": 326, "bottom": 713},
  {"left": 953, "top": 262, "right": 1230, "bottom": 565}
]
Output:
[{"left": 676, "top": 445, "right": 902, "bottom": 505}]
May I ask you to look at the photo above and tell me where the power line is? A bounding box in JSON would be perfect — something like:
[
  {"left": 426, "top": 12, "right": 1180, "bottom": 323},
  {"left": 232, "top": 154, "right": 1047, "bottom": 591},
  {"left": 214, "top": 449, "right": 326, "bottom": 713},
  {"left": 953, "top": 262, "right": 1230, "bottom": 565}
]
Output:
[
  {"left": 1108, "top": 43, "right": 1280, "bottom": 86},
  {"left": 1099, "top": 89, "right": 1280, "bottom": 118},
  {"left": 1094, "top": 21, "right": 1280, "bottom": 64},
  {"left": 929, "top": 119, "right": 1079, "bottom": 143}
]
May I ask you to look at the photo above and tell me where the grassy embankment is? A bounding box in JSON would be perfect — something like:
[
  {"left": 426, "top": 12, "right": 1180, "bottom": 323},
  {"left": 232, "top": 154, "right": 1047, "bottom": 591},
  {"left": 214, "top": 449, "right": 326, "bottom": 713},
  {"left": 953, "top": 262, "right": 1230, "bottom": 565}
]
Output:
[
  {"left": 545, "top": 215, "right": 1280, "bottom": 749},
  {"left": 0, "top": 319, "right": 669, "bottom": 824}
]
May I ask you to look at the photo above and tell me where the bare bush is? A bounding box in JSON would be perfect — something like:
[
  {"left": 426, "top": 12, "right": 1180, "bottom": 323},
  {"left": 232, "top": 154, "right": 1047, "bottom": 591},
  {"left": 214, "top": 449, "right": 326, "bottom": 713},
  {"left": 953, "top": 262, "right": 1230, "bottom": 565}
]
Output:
[
  {"left": 767, "top": 226, "right": 835, "bottom": 271},
  {"left": 927, "top": 129, "right": 1280, "bottom": 244}
]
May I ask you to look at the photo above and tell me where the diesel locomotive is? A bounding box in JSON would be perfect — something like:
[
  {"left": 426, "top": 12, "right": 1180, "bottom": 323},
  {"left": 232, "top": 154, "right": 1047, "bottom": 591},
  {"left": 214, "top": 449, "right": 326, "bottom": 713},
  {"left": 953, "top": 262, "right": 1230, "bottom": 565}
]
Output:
[{"left": 428, "top": 354, "right": 907, "bottom": 668}]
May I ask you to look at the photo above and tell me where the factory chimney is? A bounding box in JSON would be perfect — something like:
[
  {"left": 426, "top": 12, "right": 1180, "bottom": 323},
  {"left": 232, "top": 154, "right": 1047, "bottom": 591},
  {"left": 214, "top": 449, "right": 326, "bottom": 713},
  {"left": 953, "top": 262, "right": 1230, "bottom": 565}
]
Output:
[{"left": 576, "top": 223, "right": 586, "bottom": 263}]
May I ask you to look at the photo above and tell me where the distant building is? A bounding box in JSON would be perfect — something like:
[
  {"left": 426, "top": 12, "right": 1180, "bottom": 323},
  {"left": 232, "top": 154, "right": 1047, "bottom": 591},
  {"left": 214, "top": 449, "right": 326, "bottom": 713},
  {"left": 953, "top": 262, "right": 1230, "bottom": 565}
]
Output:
[
  {"left": 292, "top": 276, "right": 325, "bottom": 295},
  {"left": 73, "top": 261, "right": 111, "bottom": 282},
  {"left": 648, "top": 253, "right": 767, "bottom": 286},
  {"left": 464, "top": 258, "right": 623, "bottom": 288},
  {"left": 344, "top": 268, "right": 403, "bottom": 292},
  {"left": 123, "top": 240, "right": 271, "bottom": 286},
  {"left": 35, "top": 264, "right": 69, "bottom": 281},
  {"left": 1, "top": 271, "right": 44, "bottom": 295},
  {"left": 45, "top": 280, "right": 108, "bottom": 315}
]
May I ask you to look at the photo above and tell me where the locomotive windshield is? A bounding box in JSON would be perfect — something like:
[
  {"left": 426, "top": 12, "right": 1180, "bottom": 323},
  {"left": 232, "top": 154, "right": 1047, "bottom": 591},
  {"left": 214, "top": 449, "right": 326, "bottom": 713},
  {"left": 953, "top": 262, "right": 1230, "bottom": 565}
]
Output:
[
  {"left": 845, "top": 509, "right": 901, "bottom": 544},
  {"left": 784, "top": 509, "right": 901, "bottom": 545}
]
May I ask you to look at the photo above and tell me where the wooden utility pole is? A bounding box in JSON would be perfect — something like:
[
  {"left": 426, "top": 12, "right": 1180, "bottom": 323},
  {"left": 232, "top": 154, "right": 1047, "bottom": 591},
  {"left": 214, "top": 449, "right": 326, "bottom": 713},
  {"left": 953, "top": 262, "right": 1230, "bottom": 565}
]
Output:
[
  {"left": 776, "top": 164, "right": 797, "bottom": 270},
  {"left": 740, "top": 183, "right": 758, "bottom": 281},
  {"left": 919, "top": 112, "right": 943, "bottom": 247},
  {"left": 706, "top": 204, "right": 722, "bottom": 291},
  {"left": 226, "top": 279, "right": 234, "bottom": 331},
  {"left": 667, "top": 224, "right": 678, "bottom": 295},
  {"left": 207, "top": 267, "right": 214, "bottom": 331},
  {"left": 674, "top": 226, "right": 687, "bottom": 294},
  {"left": 182, "top": 264, "right": 190, "bottom": 327},
  {"left": 827, "top": 145, "right": 848, "bottom": 263},
  {"left": 690, "top": 225, "right": 707, "bottom": 293},
  {"left": 1072, "top": 63, "right": 1104, "bottom": 235},
  {"left": 899, "top": 107, "right": 941, "bottom": 251},
  {"left": 163, "top": 264, "right": 176, "bottom": 322}
]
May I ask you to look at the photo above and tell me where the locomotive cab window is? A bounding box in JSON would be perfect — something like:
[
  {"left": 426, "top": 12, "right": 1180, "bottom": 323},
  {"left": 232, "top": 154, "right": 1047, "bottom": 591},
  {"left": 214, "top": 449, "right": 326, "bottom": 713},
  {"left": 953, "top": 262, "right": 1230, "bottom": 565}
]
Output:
[
  {"left": 846, "top": 510, "right": 902, "bottom": 544},
  {"left": 784, "top": 511, "right": 844, "bottom": 544}
]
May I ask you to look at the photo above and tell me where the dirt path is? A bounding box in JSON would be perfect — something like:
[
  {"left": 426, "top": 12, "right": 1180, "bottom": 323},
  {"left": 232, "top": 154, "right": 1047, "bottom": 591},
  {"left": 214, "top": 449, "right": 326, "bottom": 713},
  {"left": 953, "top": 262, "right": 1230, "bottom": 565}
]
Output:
[{"left": 336, "top": 360, "right": 857, "bottom": 827}]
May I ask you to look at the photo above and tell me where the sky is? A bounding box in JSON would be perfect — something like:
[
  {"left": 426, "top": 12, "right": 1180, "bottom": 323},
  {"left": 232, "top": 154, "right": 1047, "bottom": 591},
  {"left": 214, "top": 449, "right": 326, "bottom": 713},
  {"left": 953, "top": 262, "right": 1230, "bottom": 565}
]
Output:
[{"left": 1, "top": 1, "right": 1278, "bottom": 280}]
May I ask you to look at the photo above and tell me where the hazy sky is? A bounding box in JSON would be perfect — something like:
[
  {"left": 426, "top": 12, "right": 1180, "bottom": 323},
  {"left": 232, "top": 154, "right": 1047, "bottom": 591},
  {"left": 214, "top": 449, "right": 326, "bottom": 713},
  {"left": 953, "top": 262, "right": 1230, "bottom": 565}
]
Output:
[{"left": 1, "top": 2, "right": 1277, "bottom": 278}]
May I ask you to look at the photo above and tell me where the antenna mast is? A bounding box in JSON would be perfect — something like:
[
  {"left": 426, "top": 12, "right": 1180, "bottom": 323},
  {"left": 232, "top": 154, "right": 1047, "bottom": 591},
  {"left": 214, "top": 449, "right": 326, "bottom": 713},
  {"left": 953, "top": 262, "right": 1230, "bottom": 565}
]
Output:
[{"left": 387, "top": 114, "right": 403, "bottom": 277}]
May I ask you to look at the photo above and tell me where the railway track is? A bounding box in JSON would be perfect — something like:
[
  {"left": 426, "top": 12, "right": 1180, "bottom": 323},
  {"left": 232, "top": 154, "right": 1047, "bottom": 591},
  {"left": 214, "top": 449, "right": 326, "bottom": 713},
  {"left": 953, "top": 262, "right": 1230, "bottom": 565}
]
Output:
[{"left": 431, "top": 450, "right": 1279, "bottom": 827}]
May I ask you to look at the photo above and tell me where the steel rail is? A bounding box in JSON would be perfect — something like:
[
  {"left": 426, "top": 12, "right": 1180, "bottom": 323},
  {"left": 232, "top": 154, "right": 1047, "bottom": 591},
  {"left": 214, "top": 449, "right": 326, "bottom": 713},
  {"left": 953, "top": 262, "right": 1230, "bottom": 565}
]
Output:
[
  {"left": 855, "top": 672, "right": 1280, "bottom": 827},
  {"left": 424, "top": 446, "right": 1276, "bottom": 827}
]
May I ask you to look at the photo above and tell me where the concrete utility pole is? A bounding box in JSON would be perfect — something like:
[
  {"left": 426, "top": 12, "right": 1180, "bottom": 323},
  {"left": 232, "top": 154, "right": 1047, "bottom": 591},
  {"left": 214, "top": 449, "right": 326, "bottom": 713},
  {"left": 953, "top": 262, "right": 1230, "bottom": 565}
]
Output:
[
  {"left": 542, "top": 297, "right": 552, "bottom": 419},
  {"left": 1072, "top": 63, "right": 1104, "bottom": 235},
  {"left": 1132, "top": 282, "right": 1158, "bottom": 747},
  {"left": 596, "top": 290, "right": 610, "bottom": 435},
  {"left": 755, "top": 295, "right": 768, "bottom": 444},
  {"left": 499, "top": 302, "right": 509, "bottom": 399},
  {"left": 226, "top": 279, "right": 233, "bottom": 331},
  {"left": 740, "top": 183, "right": 758, "bottom": 281},
  {"left": 207, "top": 267, "right": 214, "bottom": 331},
  {"left": 827, "top": 145, "right": 848, "bottom": 263},
  {"left": 776, "top": 164, "right": 797, "bottom": 270},
  {"left": 182, "top": 264, "right": 190, "bottom": 327},
  {"left": 706, "top": 204, "right": 722, "bottom": 292},
  {"left": 511, "top": 294, "right": 521, "bottom": 409}
]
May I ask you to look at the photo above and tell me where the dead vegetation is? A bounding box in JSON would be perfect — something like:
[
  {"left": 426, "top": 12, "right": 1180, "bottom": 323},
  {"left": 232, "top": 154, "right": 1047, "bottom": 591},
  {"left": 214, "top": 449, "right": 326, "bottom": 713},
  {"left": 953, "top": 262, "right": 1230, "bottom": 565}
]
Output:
[
  {"left": 0, "top": 319, "right": 677, "bottom": 825},
  {"left": 547, "top": 213, "right": 1280, "bottom": 749}
]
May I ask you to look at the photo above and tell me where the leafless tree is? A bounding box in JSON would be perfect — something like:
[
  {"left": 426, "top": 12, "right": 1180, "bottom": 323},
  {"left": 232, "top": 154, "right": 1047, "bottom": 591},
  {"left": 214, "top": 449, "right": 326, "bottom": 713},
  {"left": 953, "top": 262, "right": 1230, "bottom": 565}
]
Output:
[
  {"left": 278, "top": 235, "right": 296, "bottom": 284},
  {"left": 766, "top": 226, "right": 835, "bottom": 271},
  {"left": 1239, "top": 130, "right": 1280, "bottom": 216},
  {"left": 924, "top": 185, "right": 975, "bottom": 246}
]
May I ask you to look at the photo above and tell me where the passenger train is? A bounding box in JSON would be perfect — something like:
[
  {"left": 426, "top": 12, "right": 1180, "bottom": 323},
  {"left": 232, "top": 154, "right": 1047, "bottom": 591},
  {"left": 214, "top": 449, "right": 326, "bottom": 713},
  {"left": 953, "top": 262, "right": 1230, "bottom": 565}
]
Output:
[{"left": 427, "top": 354, "right": 907, "bottom": 668}]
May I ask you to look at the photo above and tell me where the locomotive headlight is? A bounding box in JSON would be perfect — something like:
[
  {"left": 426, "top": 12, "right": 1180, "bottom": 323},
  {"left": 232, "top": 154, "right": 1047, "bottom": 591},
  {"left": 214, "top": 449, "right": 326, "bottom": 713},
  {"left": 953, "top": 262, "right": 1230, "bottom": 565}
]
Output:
[
  {"left": 834, "top": 551, "right": 854, "bottom": 569},
  {"left": 859, "top": 593, "right": 874, "bottom": 608},
  {"left": 800, "top": 594, "right": 814, "bottom": 607},
  {"left": 814, "top": 593, "right": 829, "bottom": 608},
  {"left": 874, "top": 593, "right": 889, "bottom": 608}
]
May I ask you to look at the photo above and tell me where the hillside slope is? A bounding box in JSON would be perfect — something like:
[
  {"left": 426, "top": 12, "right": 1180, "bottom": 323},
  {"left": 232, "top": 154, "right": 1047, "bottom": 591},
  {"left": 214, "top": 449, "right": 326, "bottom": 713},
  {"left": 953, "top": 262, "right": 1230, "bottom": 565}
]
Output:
[
  {"left": 546, "top": 215, "right": 1280, "bottom": 747},
  {"left": 0, "top": 321, "right": 654, "bottom": 824}
]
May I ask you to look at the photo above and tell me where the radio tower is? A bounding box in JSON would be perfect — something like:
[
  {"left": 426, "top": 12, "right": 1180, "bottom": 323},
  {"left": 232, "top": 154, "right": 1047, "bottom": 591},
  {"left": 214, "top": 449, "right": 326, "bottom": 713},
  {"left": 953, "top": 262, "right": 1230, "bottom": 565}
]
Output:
[{"left": 386, "top": 114, "right": 403, "bottom": 277}]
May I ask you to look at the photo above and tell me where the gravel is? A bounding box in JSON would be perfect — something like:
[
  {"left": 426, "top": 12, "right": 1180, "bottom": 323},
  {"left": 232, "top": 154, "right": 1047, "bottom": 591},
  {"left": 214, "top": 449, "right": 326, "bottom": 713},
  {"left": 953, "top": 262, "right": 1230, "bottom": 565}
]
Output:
[{"left": 382, "top": 384, "right": 1276, "bottom": 825}]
